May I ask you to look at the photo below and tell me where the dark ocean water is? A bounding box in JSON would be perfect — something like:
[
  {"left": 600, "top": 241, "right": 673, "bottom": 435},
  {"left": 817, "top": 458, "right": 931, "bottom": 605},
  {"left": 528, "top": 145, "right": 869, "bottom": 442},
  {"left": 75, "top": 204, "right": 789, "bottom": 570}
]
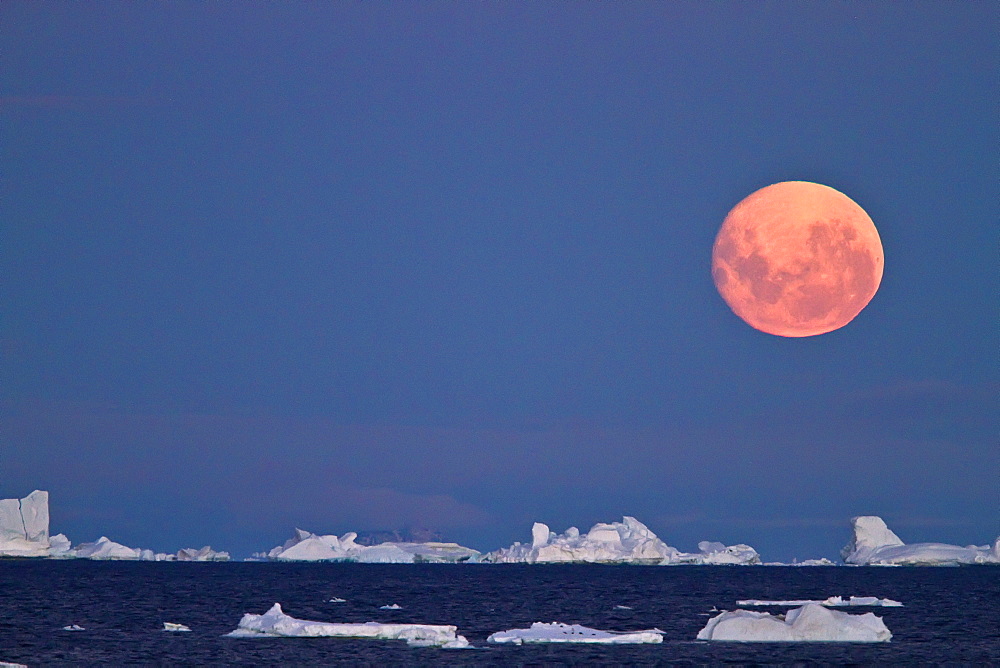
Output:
[{"left": 1, "top": 561, "right": 998, "bottom": 666}]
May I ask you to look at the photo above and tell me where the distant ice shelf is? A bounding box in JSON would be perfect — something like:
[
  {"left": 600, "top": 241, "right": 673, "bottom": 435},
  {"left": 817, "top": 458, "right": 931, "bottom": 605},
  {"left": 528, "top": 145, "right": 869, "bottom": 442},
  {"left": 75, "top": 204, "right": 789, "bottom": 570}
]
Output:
[
  {"left": 257, "top": 528, "right": 480, "bottom": 563},
  {"left": 224, "top": 603, "right": 470, "bottom": 648},
  {"left": 842, "top": 516, "right": 1000, "bottom": 566},
  {"left": 482, "top": 516, "right": 760, "bottom": 565}
]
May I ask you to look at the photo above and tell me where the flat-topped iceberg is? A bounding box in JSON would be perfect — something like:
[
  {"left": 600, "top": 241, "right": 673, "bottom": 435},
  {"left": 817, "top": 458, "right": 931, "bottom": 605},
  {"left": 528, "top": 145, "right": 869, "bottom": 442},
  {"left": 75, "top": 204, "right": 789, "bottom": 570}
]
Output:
[
  {"left": 487, "top": 622, "right": 663, "bottom": 644},
  {"left": 483, "top": 517, "right": 760, "bottom": 565},
  {"left": 0, "top": 491, "right": 51, "bottom": 557},
  {"left": 697, "top": 603, "right": 892, "bottom": 642},
  {"left": 737, "top": 596, "right": 902, "bottom": 607},
  {"left": 842, "top": 516, "right": 1000, "bottom": 566},
  {"left": 225, "top": 603, "right": 470, "bottom": 648},
  {"left": 259, "top": 528, "right": 479, "bottom": 563}
]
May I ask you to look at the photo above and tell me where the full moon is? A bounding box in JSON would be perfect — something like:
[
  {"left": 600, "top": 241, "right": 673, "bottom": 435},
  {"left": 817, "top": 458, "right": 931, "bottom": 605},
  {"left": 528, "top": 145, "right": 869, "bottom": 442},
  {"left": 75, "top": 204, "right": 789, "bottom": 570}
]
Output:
[{"left": 711, "top": 181, "right": 883, "bottom": 337}]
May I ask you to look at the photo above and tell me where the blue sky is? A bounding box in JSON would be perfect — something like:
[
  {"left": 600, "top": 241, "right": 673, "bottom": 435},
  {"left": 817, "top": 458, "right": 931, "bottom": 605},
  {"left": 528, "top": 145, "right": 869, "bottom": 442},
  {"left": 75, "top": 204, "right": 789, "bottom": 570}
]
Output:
[{"left": 2, "top": 2, "right": 997, "bottom": 561}]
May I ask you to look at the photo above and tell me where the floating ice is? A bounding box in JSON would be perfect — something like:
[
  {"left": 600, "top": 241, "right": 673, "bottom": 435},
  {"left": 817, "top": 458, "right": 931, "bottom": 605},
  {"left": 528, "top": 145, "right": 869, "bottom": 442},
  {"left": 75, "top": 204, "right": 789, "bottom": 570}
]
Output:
[
  {"left": 163, "top": 622, "right": 191, "bottom": 632},
  {"left": 842, "top": 516, "right": 1000, "bottom": 566},
  {"left": 484, "top": 517, "right": 760, "bottom": 565},
  {"left": 225, "top": 603, "right": 470, "bottom": 648},
  {"left": 737, "top": 596, "right": 902, "bottom": 607},
  {"left": 0, "top": 491, "right": 51, "bottom": 557},
  {"left": 613, "top": 605, "right": 633, "bottom": 610},
  {"left": 259, "top": 528, "right": 479, "bottom": 563},
  {"left": 0, "top": 661, "right": 28, "bottom": 668},
  {"left": 487, "top": 622, "right": 663, "bottom": 644},
  {"left": 328, "top": 597, "right": 347, "bottom": 603},
  {"left": 380, "top": 604, "right": 403, "bottom": 610},
  {"left": 61, "top": 624, "right": 85, "bottom": 631},
  {"left": 697, "top": 603, "right": 892, "bottom": 642}
]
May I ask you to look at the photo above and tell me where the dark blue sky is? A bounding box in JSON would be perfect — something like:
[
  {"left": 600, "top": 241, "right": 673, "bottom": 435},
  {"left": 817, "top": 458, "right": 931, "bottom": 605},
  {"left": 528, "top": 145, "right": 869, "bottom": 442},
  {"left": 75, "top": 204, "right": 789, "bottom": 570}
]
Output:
[{"left": 2, "top": 2, "right": 997, "bottom": 561}]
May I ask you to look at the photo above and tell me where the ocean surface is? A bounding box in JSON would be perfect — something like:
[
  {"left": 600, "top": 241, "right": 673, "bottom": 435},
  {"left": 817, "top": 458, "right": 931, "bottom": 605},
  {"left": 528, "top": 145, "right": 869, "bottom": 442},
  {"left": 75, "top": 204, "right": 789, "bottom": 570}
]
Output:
[{"left": 1, "top": 561, "right": 998, "bottom": 665}]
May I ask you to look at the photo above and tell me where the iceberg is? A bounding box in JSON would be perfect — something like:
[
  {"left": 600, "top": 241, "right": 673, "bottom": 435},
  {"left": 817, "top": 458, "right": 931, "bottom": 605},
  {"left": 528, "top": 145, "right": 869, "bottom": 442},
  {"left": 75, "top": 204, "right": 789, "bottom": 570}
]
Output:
[
  {"left": 68, "top": 537, "right": 230, "bottom": 562},
  {"left": 841, "top": 516, "right": 1000, "bottom": 566},
  {"left": 483, "top": 517, "right": 760, "bottom": 565},
  {"left": 487, "top": 622, "right": 663, "bottom": 644},
  {"left": 0, "top": 490, "right": 51, "bottom": 557},
  {"left": 259, "top": 528, "right": 479, "bottom": 563},
  {"left": 736, "top": 596, "right": 902, "bottom": 607},
  {"left": 224, "top": 603, "right": 470, "bottom": 648},
  {"left": 697, "top": 603, "right": 892, "bottom": 642},
  {"left": 163, "top": 622, "right": 191, "bottom": 632}
]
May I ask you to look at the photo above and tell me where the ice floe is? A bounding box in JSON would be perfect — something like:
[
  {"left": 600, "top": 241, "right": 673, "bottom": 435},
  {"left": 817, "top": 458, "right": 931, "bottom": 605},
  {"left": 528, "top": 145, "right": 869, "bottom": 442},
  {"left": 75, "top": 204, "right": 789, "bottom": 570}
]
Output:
[
  {"left": 225, "top": 603, "right": 470, "bottom": 647},
  {"left": 258, "top": 528, "right": 479, "bottom": 563},
  {"left": 61, "top": 624, "right": 85, "bottom": 631},
  {"left": 842, "top": 516, "right": 1000, "bottom": 566},
  {"left": 488, "top": 622, "right": 663, "bottom": 644},
  {"left": 380, "top": 604, "right": 403, "bottom": 610},
  {"left": 483, "top": 517, "right": 760, "bottom": 565},
  {"left": 163, "top": 622, "right": 191, "bottom": 632},
  {"left": 328, "top": 597, "right": 347, "bottom": 603},
  {"left": 697, "top": 603, "right": 892, "bottom": 642},
  {"left": 737, "top": 596, "right": 902, "bottom": 607},
  {"left": 0, "top": 490, "right": 51, "bottom": 557},
  {"left": 1, "top": 661, "right": 28, "bottom": 668}
]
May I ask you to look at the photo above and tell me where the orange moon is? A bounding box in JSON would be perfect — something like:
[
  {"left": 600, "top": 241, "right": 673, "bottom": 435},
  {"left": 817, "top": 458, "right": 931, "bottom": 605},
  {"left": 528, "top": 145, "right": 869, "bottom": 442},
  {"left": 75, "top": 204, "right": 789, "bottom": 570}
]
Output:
[{"left": 711, "top": 181, "right": 883, "bottom": 337}]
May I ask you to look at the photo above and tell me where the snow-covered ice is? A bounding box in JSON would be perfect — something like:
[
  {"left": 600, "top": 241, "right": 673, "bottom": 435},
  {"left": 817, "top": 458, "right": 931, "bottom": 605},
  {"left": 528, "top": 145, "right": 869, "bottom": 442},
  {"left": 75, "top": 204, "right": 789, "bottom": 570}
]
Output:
[
  {"left": 380, "top": 604, "right": 403, "bottom": 610},
  {"left": 1, "top": 661, "right": 28, "bottom": 668},
  {"left": 225, "top": 603, "right": 470, "bottom": 648},
  {"left": 737, "top": 596, "right": 902, "bottom": 607},
  {"left": 61, "top": 625, "right": 85, "bottom": 631},
  {"left": 842, "top": 516, "right": 1000, "bottom": 566},
  {"left": 328, "top": 597, "right": 347, "bottom": 603},
  {"left": 487, "top": 622, "right": 663, "bottom": 644},
  {"left": 483, "top": 517, "right": 759, "bottom": 565},
  {"left": 259, "top": 528, "right": 479, "bottom": 563},
  {"left": 0, "top": 490, "right": 51, "bottom": 557},
  {"left": 163, "top": 622, "right": 191, "bottom": 632},
  {"left": 697, "top": 603, "right": 892, "bottom": 642}
]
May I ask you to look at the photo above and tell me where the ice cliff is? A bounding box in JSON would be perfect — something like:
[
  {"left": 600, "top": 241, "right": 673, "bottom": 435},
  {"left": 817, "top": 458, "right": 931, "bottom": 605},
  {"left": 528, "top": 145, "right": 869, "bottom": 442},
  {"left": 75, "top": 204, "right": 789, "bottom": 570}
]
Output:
[
  {"left": 0, "top": 491, "right": 51, "bottom": 557},
  {"left": 482, "top": 517, "right": 760, "bottom": 565},
  {"left": 259, "top": 528, "right": 480, "bottom": 563},
  {"left": 841, "top": 516, "right": 1000, "bottom": 566}
]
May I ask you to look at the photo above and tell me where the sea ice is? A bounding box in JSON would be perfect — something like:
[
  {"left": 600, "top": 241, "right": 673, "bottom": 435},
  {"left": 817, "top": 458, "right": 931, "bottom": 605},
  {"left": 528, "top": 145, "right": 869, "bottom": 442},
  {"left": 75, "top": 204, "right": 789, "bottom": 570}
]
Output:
[
  {"left": 487, "top": 622, "right": 664, "bottom": 644},
  {"left": 483, "top": 517, "right": 760, "bottom": 565},
  {"left": 0, "top": 490, "right": 51, "bottom": 557},
  {"left": 61, "top": 625, "right": 85, "bottom": 631},
  {"left": 380, "top": 604, "right": 403, "bottom": 610},
  {"left": 328, "top": 597, "right": 347, "bottom": 603},
  {"left": 224, "top": 603, "right": 470, "bottom": 648},
  {"left": 0, "top": 661, "right": 28, "bottom": 668},
  {"left": 736, "top": 596, "right": 902, "bottom": 607},
  {"left": 842, "top": 516, "right": 1000, "bottom": 566},
  {"left": 260, "top": 528, "right": 479, "bottom": 563},
  {"left": 163, "top": 622, "right": 191, "bottom": 632},
  {"left": 697, "top": 603, "right": 892, "bottom": 642}
]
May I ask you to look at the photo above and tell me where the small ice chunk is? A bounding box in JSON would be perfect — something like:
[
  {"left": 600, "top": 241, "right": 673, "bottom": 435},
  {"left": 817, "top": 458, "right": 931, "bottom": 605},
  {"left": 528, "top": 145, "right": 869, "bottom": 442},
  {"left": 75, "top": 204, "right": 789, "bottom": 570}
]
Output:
[
  {"left": 224, "top": 603, "right": 469, "bottom": 648},
  {"left": 1, "top": 661, "right": 29, "bottom": 668},
  {"left": 380, "top": 604, "right": 402, "bottom": 610},
  {"left": 613, "top": 605, "right": 633, "bottom": 610},
  {"left": 163, "top": 622, "right": 191, "bottom": 632},
  {"left": 487, "top": 622, "right": 663, "bottom": 644},
  {"left": 697, "top": 603, "right": 892, "bottom": 642},
  {"left": 61, "top": 624, "right": 85, "bottom": 631},
  {"left": 328, "top": 597, "right": 347, "bottom": 603}
]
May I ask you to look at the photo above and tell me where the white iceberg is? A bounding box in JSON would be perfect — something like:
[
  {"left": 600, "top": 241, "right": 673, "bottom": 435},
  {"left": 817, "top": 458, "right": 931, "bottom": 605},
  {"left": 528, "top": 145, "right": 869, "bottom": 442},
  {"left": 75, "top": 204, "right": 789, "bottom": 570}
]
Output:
[
  {"left": 697, "top": 603, "right": 892, "bottom": 642},
  {"left": 841, "top": 516, "right": 1000, "bottom": 566},
  {"left": 487, "top": 621, "right": 663, "bottom": 644},
  {"left": 1, "top": 661, "right": 28, "bottom": 668},
  {"left": 224, "top": 603, "right": 470, "bottom": 648},
  {"left": 483, "top": 517, "right": 760, "bottom": 565},
  {"left": 0, "top": 490, "right": 51, "bottom": 557},
  {"left": 380, "top": 604, "right": 403, "bottom": 610},
  {"left": 70, "top": 536, "right": 143, "bottom": 560},
  {"left": 163, "top": 622, "right": 191, "bottom": 632},
  {"left": 259, "top": 528, "right": 479, "bottom": 563},
  {"left": 737, "top": 596, "right": 902, "bottom": 607},
  {"left": 61, "top": 624, "right": 85, "bottom": 631}
]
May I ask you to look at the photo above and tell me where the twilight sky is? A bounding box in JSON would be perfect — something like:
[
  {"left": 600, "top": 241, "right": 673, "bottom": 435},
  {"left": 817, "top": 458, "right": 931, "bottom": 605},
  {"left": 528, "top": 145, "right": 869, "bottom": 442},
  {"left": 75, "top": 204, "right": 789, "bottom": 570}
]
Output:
[{"left": 2, "top": 2, "right": 997, "bottom": 561}]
